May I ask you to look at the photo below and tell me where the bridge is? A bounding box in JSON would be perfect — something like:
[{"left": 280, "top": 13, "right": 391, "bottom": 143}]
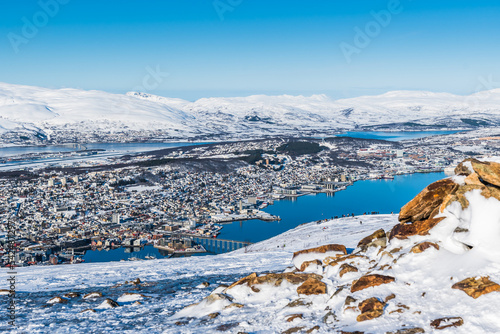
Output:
[{"left": 185, "top": 235, "right": 252, "bottom": 254}]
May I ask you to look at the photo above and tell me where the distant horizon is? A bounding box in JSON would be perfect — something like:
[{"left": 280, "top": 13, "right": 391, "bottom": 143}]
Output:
[{"left": 2, "top": 80, "right": 499, "bottom": 103}]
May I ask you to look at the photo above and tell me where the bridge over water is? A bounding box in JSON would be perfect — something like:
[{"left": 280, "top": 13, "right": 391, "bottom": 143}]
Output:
[{"left": 182, "top": 235, "right": 252, "bottom": 254}]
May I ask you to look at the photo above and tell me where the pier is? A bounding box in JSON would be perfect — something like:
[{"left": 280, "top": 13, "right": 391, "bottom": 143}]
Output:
[{"left": 182, "top": 235, "right": 252, "bottom": 254}]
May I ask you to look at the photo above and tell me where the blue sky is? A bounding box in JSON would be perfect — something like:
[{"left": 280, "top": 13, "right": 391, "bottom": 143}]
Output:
[{"left": 1, "top": 0, "right": 500, "bottom": 100}]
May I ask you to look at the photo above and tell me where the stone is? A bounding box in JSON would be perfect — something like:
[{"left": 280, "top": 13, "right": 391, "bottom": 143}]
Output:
[
  {"left": 199, "top": 282, "right": 210, "bottom": 288},
  {"left": 286, "top": 314, "right": 303, "bottom": 322},
  {"left": 224, "top": 303, "right": 244, "bottom": 309},
  {"left": 305, "top": 326, "right": 320, "bottom": 333},
  {"left": 411, "top": 242, "right": 440, "bottom": 254},
  {"left": 357, "top": 229, "right": 387, "bottom": 250},
  {"left": 464, "top": 172, "right": 483, "bottom": 186},
  {"left": 351, "top": 274, "right": 395, "bottom": 293},
  {"left": 325, "top": 254, "right": 368, "bottom": 267},
  {"left": 452, "top": 276, "right": 500, "bottom": 299},
  {"left": 399, "top": 179, "right": 458, "bottom": 223},
  {"left": 63, "top": 292, "right": 80, "bottom": 298},
  {"left": 356, "top": 297, "right": 385, "bottom": 322},
  {"left": 430, "top": 317, "right": 464, "bottom": 330},
  {"left": 131, "top": 278, "right": 141, "bottom": 285},
  {"left": 299, "top": 259, "right": 322, "bottom": 272},
  {"left": 47, "top": 296, "right": 67, "bottom": 304},
  {"left": 387, "top": 328, "right": 425, "bottom": 334},
  {"left": 205, "top": 293, "right": 233, "bottom": 304},
  {"left": 454, "top": 158, "right": 478, "bottom": 176},
  {"left": 344, "top": 296, "right": 357, "bottom": 307},
  {"left": 226, "top": 273, "right": 322, "bottom": 292},
  {"left": 79, "top": 308, "right": 96, "bottom": 313},
  {"left": 282, "top": 327, "right": 305, "bottom": 334},
  {"left": 389, "top": 217, "right": 445, "bottom": 240},
  {"left": 216, "top": 323, "right": 239, "bottom": 331},
  {"left": 286, "top": 299, "right": 311, "bottom": 308},
  {"left": 296, "top": 277, "right": 327, "bottom": 295},
  {"left": 339, "top": 264, "right": 358, "bottom": 278},
  {"left": 207, "top": 312, "right": 220, "bottom": 319},
  {"left": 293, "top": 244, "right": 347, "bottom": 260},
  {"left": 101, "top": 298, "right": 119, "bottom": 308},
  {"left": 384, "top": 293, "right": 396, "bottom": 302},
  {"left": 471, "top": 159, "right": 500, "bottom": 187},
  {"left": 83, "top": 292, "right": 103, "bottom": 299}
]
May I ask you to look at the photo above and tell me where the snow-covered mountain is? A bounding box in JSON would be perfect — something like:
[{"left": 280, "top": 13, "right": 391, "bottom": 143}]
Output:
[{"left": 1, "top": 82, "right": 500, "bottom": 143}]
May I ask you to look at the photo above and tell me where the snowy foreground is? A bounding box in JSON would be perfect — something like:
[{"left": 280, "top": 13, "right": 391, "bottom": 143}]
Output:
[{"left": 0, "top": 216, "right": 396, "bottom": 333}]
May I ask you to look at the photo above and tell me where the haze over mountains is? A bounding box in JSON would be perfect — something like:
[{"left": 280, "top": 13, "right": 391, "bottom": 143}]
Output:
[{"left": 1, "top": 82, "right": 500, "bottom": 143}]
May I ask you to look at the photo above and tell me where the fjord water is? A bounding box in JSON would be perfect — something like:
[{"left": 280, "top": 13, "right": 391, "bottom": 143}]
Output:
[{"left": 218, "top": 172, "right": 446, "bottom": 243}]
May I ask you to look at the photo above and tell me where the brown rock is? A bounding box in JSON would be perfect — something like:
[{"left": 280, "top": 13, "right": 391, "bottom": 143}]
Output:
[
  {"left": 471, "top": 159, "right": 500, "bottom": 187},
  {"left": 296, "top": 277, "right": 327, "bottom": 295},
  {"left": 387, "top": 328, "right": 425, "bottom": 334},
  {"left": 79, "top": 308, "right": 96, "bottom": 313},
  {"left": 305, "top": 326, "right": 320, "bottom": 333},
  {"left": 389, "top": 217, "right": 444, "bottom": 240},
  {"left": 293, "top": 244, "right": 347, "bottom": 260},
  {"left": 344, "top": 296, "right": 357, "bottom": 307},
  {"left": 325, "top": 254, "right": 368, "bottom": 267},
  {"left": 286, "top": 314, "right": 303, "bottom": 322},
  {"left": 83, "top": 292, "right": 103, "bottom": 299},
  {"left": 384, "top": 293, "right": 396, "bottom": 302},
  {"left": 299, "top": 259, "right": 322, "bottom": 272},
  {"left": 357, "top": 229, "right": 387, "bottom": 250},
  {"left": 63, "top": 292, "right": 80, "bottom": 298},
  {"left": 339, "top": 264, "right": 358, "bottom": 278},
  {"left": 226, "top": 273, "right": 323, "bottom": 292},
  {"left": 207, "top": 312, "right": 220, "bottom": 319},
  {"left": 356, "top": 297, "right": 385, "bottom": 322},
  {"left": 464, "top": 172, "right": 483, "bottom": 186},
  {"left": 452, "top": 276, "right": 500, "bottom": 299},
  {"left": 399, "top": 179, "right": 459, "bottom": 223},
  {"left": 351, "top": 274, "right": 395, "bottom": 293},
  {"left": 282, "top": 327, "right": 305, "bottom": 334},
  {"left": 430, "top": 316, "right": 464, "bottom": 330},
  {"left": 102, "top": 298, "right": 119, "bottom": 308},
  {"left": 455, "top": 158, "right": 479, "bottom": 176},
  {"left": 216, "top": 323, "right": 239, "bottom": 331},
  {"left": 224, "top": 303, "right": 244, "bottom": 309},
  {"left": 411, "top": 242, "right": 440, "bottom": 253},
  {"left": 286, "top": 299, "right": 311, "bottom": 308},
  {"left": 47, "top": 296, "right": 67, "bottom": 304}
]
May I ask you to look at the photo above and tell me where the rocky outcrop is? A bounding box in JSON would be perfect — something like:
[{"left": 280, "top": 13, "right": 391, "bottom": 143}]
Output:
[
  {"left": 430, "top": 316, "right": 464, "bottom": 330},
  {"left": 452, "top": 276, "right": 500, "bottom": 299},
  {"left": 410, "top": 242, "right": 440, "bottom": 254},
  {"left": 296, "top": 277, "right": 327, "bottom": 295},
  {"left": 389, "top": 217, "right": 444, "bottom": 240},
  {"left": 356, "top": 297, "right": 385, "bottom": 322},
  {"left": 339, "top": 263, "right": 358, "bottom": 278},
  {"left": 293, "top": 244, "right": 347, "bottom": 259},
  {"left": 399, "top": 179, "right": 458, "bottom": 223},
  {"left": 471, "top": 159, "right": 500, "bottom": 187},
  {"left": 351, "top": 274, "right": 395, "bottom": 293},
  {"left": 299, "top": 259, "right": 322, "bottom": 272},
  {"left": 357, "top": 229, "right": 387, "bottom": 250},
  {"left": 225, "top": 272, "right": 323, "bottom": 292},
  {"left": 47, "top": 296, "right": 67, "bottom": 304}
]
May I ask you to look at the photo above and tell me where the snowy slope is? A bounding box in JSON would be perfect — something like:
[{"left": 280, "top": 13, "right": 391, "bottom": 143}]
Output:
[{"left": 2, "top": 82, "right": 500, "bottom": 141}]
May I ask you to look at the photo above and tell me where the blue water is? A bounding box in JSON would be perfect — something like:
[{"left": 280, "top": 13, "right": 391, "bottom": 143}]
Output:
[
  {"left": 0, "top": 142, "right": 208, "bottom": 157},
  {"left": 336, "top": 131, "right": 461, "bottom": 141},
  {"left": 83, "top": 245, "right": 208, "bottom": 263},
  {"left": 218, "top": 172, "right": 445, "bottom": 243}
]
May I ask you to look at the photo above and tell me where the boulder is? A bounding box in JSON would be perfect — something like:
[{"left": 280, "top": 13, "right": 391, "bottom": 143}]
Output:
[
  {"left": 83, "top": 292, "right": 103, "bottom": 299},
  {"left": 464, "top": 172, "right": 483, "bottom": 186},
  {"left": 339, "top": 264, "right": 358, "bottom": 278},
  {"left": 356, "top": 297, "right": 385, "bottom": 322},
  {"left": 296, "top": 277, "right": 327, "bottom": 295},
  {"left": 299, "top": 259, "right": 322, "bottom": 272},
  {"left": 430, "top": 316, "right": 464, "bottom": 330},
  {"left": 325, "top": 254, "right": 368, "bottom": 267},
  {"left": 471, "top": 159, "right": 500, "bottom": 187},
  {"left": 79, "top": 308, "right": 96, "bottom": 313},
  {"left": 99, "top": 298, "right": 119, "bottom": 308},
  {"left": 63, "top": 292, "right": 80, "bottom": 298},
  {"left": 225, "top": 273, "right": 322, "bottom": 292},
  {"left": 293, "top": 244, "right": 347, "bottom": 269},
  {"left": 357, "top": 229, "right": 387, "bottom": 251},
  {"left": 286, "top": 314, "right": 303, "bottom": 322},
  {"left": 293, "top": 244, "right": 347, "bottom": 258},
  {"left": 399, "top": 179, "right": 458, "bottom": 223},
  {"left": 389, "top": 217, "right": 445, "bottom": 240},
  {"left": 454, "top": 158, "right": 478, "bottom": 176},
  {"left": 411, "top": 242, "right": 440, "bottom": 254},
  {"left": 452, "top": 276, "right": 500, "bottom": 299},
  {"left": 351, "top": 274, "right": 395, "bottom": 293},
  {"left": 47, "top": 296, "right": 67, "bottom": 304}
]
